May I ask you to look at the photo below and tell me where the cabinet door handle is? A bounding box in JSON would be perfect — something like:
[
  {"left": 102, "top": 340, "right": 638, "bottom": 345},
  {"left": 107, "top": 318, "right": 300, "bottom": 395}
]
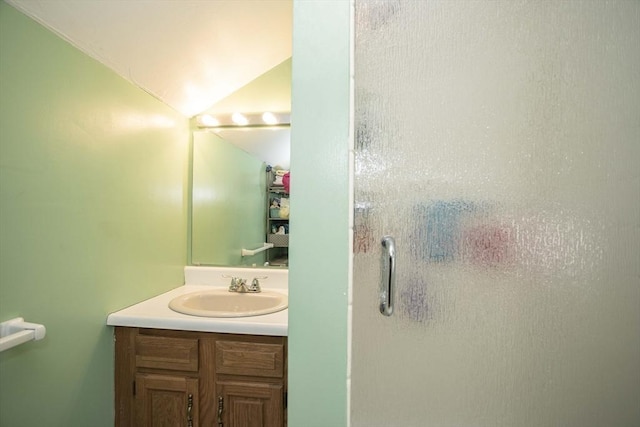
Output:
[
  {"left": 187, "top": 394, "right": 193, "bottom": 427},
  {"left": 217, "top": 396, "right": 224, "bottom": 427},
  {"left": 380, "top": 236, "right": 396, "bottom": 316}
]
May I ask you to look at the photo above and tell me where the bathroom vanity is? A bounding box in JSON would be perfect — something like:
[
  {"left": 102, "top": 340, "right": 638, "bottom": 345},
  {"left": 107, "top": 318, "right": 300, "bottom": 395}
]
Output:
[
  {"left": 108, "top": 267, "right": 288, "bottom": 427},
  {"left": 114, "top": 327, "right": 286, "bottom": 426}
]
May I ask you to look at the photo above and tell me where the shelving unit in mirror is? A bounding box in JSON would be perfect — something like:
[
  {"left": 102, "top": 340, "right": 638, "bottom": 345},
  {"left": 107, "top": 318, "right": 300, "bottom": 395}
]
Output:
[{"left": 266, "top": 166, "right": 289, "bottom": 266}]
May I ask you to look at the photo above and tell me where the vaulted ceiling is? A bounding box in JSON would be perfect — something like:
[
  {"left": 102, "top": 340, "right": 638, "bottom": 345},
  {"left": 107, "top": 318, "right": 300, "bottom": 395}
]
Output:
[{"left": 5, "top": 0, "right": 293, "bottom": 118}]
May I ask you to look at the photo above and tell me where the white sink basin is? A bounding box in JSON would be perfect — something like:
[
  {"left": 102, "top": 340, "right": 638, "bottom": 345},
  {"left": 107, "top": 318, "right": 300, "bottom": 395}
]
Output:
[{"left": 168, "top": 289, "right": 288, "bottom": 318}]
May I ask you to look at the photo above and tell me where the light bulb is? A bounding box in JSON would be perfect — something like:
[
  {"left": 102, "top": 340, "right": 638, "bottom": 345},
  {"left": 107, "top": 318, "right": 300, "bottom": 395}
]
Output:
[
  {"left": 199, "top": 114, "right": 220, "bottom": 127},
  {"left": 262, "top": 112, "right": 278, "bottom": 125},
  {"left": 232, "top": 112, "right": 249, "bottom": 126}
]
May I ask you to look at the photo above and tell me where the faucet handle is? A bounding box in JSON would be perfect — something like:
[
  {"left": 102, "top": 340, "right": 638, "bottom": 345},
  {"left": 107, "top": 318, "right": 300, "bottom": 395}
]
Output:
[
  {"left": 249, "top": 276, "right": 267, "bottom": 292},
  {"left": 228, "top": 276, "right": 242, "bottom": 292}
]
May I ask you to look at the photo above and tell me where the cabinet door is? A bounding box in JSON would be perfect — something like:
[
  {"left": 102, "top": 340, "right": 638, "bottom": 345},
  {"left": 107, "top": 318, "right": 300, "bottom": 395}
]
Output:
[
  {"left": 217, "top": 380, "right": 284, "bottom": 427},
  {"left": 135, "top": 373, "right": 199, "bottom": 427}
]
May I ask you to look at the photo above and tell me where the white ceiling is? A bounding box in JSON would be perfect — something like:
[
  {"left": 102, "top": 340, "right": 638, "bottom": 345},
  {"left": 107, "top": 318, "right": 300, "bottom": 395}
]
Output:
[{"left": 6, "top": 0, "right": 293, "bottom": 118}]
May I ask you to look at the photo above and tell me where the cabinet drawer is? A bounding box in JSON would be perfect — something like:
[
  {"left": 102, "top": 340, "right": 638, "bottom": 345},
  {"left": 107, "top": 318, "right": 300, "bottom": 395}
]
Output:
[
  {"left": 135, "top": 335, "right": 199, "bottom": 372},
  {"left": 216, "top": 340, "right": 284, "bottom": 378}
]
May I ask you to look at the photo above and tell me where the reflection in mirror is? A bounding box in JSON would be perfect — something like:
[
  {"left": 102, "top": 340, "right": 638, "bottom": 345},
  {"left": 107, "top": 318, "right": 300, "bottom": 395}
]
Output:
[
  {"left": 191, "top": 130, "right": 266, "bottom": 266},
  {"left": 214, "top": 126, "right": 290, "bottom": 170},
  {"left": 190, "top": 59, "right": 291, "bottom": 268}
]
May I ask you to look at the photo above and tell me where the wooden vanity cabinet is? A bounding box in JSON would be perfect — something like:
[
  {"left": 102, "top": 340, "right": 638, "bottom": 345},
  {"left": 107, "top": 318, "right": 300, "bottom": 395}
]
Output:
[
  {"left": 114, "top": 327, "right": 287, "bottom": 427},
  {"left": 215, "top": 339, "right": 286, "bottom": 427}
]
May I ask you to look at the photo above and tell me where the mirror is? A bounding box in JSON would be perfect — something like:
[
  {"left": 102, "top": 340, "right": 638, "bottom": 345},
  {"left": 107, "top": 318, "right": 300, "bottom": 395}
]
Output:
[{"left": 190, "top": 58, "right": 291, "bottom": 268}]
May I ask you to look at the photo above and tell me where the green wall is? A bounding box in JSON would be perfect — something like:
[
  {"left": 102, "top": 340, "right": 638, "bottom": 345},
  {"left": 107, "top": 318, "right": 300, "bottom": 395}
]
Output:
[
  {"left": 0, "top": 3, "right": 189, "bottom": 426},
  {"left": 191, "top": 131, "right": 266, "bottom": 266},
  {"left": 288, "top": 1, "right": 351, "bottom": 425}
]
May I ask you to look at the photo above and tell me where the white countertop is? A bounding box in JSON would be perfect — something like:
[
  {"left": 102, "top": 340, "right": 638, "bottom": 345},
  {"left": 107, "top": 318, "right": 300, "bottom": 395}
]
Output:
[{"left": 106, "top": 266, "right": 288, "bottom": 336}]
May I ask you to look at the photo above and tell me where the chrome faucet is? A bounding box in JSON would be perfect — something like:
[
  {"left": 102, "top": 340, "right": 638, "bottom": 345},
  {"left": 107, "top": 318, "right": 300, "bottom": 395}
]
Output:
[
  {"left": 227, "top": 277, "right": 247, "bottom": 292},
  {"left": 224, "top": 274, "right": 268, "bottom": 293},
  {"left": 226, "top": 276, "right": 265, "bottom": 293}
]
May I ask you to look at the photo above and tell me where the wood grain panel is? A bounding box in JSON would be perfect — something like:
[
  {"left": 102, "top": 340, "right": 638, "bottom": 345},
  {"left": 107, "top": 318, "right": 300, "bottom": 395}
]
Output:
[
  {"left": 216, "top": 340, "right": 284, "bottom": 378},
  {"left": 135, "top": 335, "right": 199, "bottom": 371}
]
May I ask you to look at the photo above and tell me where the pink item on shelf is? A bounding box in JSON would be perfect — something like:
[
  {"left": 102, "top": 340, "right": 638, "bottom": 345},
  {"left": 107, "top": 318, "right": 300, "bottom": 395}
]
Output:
[{"left": 283, "top": 172, "right": 290, "bottom": 193}]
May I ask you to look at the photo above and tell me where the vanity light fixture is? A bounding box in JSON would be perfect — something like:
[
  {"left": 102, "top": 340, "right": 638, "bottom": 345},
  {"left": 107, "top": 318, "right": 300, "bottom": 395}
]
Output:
[{"left": 195, "top": 112, "right": 291, "bottom": 129}]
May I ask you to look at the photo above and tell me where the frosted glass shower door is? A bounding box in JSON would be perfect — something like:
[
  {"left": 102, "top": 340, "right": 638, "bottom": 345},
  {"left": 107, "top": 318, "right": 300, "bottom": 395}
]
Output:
[{"left": 351, "top": 1, "right": 640, "bottom": 427}]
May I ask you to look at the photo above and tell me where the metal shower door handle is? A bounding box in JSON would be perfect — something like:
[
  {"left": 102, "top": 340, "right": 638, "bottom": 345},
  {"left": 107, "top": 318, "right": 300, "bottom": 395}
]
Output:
[{"left": 380, "top": 236, "right": 396, "bottom": 316}]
